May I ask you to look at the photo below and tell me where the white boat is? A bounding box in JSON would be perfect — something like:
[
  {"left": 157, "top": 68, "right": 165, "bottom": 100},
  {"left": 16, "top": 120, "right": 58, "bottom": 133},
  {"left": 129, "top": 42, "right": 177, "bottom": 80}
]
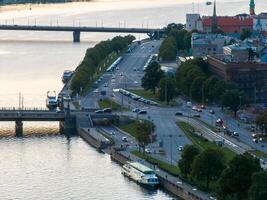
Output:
[
  {"left": 46, "top": 91, "right": 58, "bottom": 110},
  {"left": 62, "top": 70, "right": 73, "bottom": 83},
  {"left": 122, "top": 161, "right": 159, "bottom": 187}
]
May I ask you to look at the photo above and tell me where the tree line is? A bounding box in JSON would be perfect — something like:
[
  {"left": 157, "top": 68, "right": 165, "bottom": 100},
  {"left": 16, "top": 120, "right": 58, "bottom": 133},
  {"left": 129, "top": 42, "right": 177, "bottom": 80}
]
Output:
[
  {"left": 70, "top": 35, "right": 135, "bottom": 94},
  {"left": 179, "top": 145, "right": 267, "bottom": 200}
]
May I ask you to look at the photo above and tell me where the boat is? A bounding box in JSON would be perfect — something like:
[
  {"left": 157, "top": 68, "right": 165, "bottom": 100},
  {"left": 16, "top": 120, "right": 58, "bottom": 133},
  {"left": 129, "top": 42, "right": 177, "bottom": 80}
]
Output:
[
  {"left": 206, "top": 1, "right": 212, "bottom": 6},
  {"left": 46, "top": 91, "right": 58, "bottom": 110},
  {"left": 122, "top": 161, "right": 159, "bottom": 188},
  {"left": 62, "top": 70, "right": 73, "bottom": 83}
]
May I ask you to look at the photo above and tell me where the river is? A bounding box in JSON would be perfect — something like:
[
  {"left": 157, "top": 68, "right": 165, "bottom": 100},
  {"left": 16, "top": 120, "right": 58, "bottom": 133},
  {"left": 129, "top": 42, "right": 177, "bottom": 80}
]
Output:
[{"left": 0, "top": 0, "right": 266, "bottom": 199}]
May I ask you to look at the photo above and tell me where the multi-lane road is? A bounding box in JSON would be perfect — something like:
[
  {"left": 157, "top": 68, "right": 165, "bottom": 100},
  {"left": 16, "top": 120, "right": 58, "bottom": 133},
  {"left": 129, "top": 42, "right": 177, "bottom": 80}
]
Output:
[{"left": 80, "top": 39, "right": 267, "bottom": 166}]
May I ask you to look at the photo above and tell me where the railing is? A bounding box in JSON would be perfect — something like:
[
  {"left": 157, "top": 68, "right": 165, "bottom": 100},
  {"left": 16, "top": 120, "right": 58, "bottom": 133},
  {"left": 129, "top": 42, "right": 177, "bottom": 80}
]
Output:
[{"left": 0, "top": 107, "right": 49, "bottom": 111}]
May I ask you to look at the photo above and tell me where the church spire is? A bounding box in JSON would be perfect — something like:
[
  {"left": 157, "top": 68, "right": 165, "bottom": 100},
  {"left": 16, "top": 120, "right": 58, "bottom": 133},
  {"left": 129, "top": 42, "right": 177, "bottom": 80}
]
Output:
[
  {"left": 211, "top": 0, "right": 218, "bottom": 33},
  {"left": 250, "top": 0, "right": 255, "bottom": 15}
]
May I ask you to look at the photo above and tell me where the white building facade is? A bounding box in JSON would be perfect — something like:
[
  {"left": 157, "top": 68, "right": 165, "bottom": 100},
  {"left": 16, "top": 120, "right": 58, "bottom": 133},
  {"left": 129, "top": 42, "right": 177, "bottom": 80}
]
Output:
[
  {"left": 253, "top": 13, "right": 267, "bottom": 32},
  {"left": 186, "top": 14, "right": 203, "bottom": 32}
]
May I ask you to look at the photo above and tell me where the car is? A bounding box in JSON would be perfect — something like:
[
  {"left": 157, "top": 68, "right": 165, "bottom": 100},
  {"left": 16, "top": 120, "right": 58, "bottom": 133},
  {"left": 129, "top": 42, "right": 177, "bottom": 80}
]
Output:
[
  {"left": 104, "top": 83, "right": 108, "bottom": 87},
  {"left": 95, "top": 110, "right": 104, "bottom": 114},
  {"left": 133, "top": 67, "right": 137, "bottom": 71},
  {"left": 110, "top": 131, "right": 116, "bottom": 135},
  {"left": 138, "top": 110, "right": 147, "bottom": 114},
  {"left": 209, "top": 109, "right": 215, "bottom": 114},
  {"left": 233, "top": 131, "right": 239, "bottom": 137},
  {"left": 145, "top": 148, "right": 152, "bottom": 154},
  {"left": 192, "top": 106, "right": 198, "bottom": 111},
  {"left": 103, "top": 108, "right": 112, "bottom": 113},
  {"left": 119, "top": 72, "right": 123, "bottom": 76},
  {"left": 132, "top": 108, "right": 140, "bottom": 112},
  {"left": 122, "top": 136, "right": 128, "bottom": 142},
  {"left": 111, "top": 76, "right": 115, "bottom": 79},
  {"left": 252, "top": 133, "right": 258, "bottom": 138},
  {"left": 253, "top": 138, "right": 258, "bottom": 143},
  {"left": 175, "top": 112, "right": 183, "bottom": 116},
  {"left": 197, "top": 108, "right": 202, "bottom": 112},
  {"left": 201, "top": 105, "right": 206, "bottom": 109},
  {"left": 56, "top": 109, "right": 64, "bottom": 113},
  {"left": 178, "top": 146, "right": 183, "bottom": 151},
  {"left": 93, "top": 89, "right": 99, "bottom": 93},
  {"left": 192, "top": 114, "right": 200, "bottom": 118},
  {"left": 116, "top": 67, "right": 119, "bottom": 70}
]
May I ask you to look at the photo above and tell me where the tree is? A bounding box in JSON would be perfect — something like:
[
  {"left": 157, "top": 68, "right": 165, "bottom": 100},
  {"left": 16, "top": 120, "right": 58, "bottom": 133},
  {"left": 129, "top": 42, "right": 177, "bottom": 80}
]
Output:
[
  {"left": 256, "top": 111, "right": 267, "bottom": 134},
  {"left": 178, "top": 145, "right": 200, "bottom": 178},
  {"left": 221, "top": 89, "right": 247, "bottom": 118},
  {"left": 136, "top": 120, "right": 153, "bottom": 152},
  {"left": 158, "top": 77, "right": 177, "bottom": 103},
  {"left": 217, "top": 153, "right": 261, "bottom": 200},
  {"left": 191, "top": 148, "right": 225, "bottom": 189},
  {"left": 248, "top": 171, "right": 267, "bottom": 200},
  {"left": 141, "top": 61, "right": 164, "bottom": 93},
  {"left": 240, "top": 28, "right": 252, "bottom": 41},
  {"left": 165, "top": 23, "right": 184, "bottom": 35},
  {"left": 158, "top": 36, "right": 177, "bottom": 61}
]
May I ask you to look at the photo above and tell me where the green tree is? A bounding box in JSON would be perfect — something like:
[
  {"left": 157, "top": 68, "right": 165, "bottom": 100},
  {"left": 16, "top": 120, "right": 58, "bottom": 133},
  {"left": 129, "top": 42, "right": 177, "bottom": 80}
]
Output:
[
  {"left": 158, "top": 36, "right": 177, "bottom": 61},
  {"left": 178, "top": 145, "right": 200, "bottom": 178},
  {"left": 217, "top": 153, "right": 261, "bottom": 200},
  {"left": 158, "top": 77, "right": 177, "bottom": 103},
  {"left": 256, "top": 111, "right": 267, "bottom": 133},
  {"left": 190, "top": 75, "right": 207, "bottom": 102},
  {"left": 141, "top": 61, "right": 164, "bottom": 93},
  {"left": 240, "top": 28, "right": 252, "bottom": 41},
  {"left": 191, "top": 148, "right": 225, "bottom": 189},
  {"left": 221, "top": 89, "right": 247, "bottom": 118},
  {"left": 136, "top": 120, "right": 153, "bottom": 152},
  {"left": 248, "top": 171, "right": 267, "bottom": 200}
]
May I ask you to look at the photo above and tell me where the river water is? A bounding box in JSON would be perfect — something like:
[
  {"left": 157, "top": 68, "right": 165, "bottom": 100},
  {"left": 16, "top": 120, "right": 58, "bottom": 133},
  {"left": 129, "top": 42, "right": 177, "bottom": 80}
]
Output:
[{"left": 0, "top": 0, "right": 266, "bottom": 199}]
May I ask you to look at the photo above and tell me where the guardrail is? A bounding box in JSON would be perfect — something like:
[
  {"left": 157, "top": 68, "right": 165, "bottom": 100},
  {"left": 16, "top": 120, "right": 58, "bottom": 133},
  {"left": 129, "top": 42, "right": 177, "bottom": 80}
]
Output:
[{"left": 0, "top": 107, "right": 49, "bottom": 111}]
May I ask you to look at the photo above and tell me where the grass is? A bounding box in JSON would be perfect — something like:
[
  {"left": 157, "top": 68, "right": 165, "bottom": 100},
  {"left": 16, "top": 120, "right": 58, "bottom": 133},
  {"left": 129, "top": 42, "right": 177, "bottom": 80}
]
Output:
[
  {"left": 248, "top": 150, "right": 267, "bottom": 159},
  {"left": 194, "top": 118, "right": 219, "bottom": 132},
  {"left": 119, "top": 120, "right": 139, "bottom": 138},
  {"left": 98, "top": 98, "right": 127, "bottom": 111},
  {"left": 177, "top": 121, "right": 236, "bottom": 162},
  {"left": 132, "top": 150, "right": 180, "bottom": 176}
]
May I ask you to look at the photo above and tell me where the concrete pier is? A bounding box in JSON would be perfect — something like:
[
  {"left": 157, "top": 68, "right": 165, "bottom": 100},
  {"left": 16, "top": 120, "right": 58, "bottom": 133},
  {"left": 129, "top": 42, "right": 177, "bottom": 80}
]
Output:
[
  {"left": 73, "top": 31, "right": 80, "bottom": 43},
  {"left": 15, "top": 121, "right": 23, "bottom": 137}
]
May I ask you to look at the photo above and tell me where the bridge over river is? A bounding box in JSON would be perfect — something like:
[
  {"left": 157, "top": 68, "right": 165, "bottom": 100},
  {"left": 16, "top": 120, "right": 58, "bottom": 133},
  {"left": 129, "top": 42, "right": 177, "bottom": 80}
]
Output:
[
  {"left": 0, "top": 108, "right": 119, "bottom": 136},
  {"left": 0, "top": 24, "right": 164, "bottom": 42}
]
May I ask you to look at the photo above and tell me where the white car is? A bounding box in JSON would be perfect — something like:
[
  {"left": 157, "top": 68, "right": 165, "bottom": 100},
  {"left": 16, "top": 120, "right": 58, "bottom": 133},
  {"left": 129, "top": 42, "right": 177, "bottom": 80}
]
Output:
[
  {"left": 110, "top": 131, "right": 116, "bottom": 135},
  {"left": 178, "top": 146, "right": 184, "bottom": 151},
  {"left": 122, "top": 136, "right": 128, "bottom": 142}
]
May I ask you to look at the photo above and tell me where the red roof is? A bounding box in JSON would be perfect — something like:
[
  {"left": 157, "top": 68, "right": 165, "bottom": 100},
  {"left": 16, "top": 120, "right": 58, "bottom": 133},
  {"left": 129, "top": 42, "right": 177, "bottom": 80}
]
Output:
[{"left": 202, "top": 16, "right": 253, "bottom": 33}]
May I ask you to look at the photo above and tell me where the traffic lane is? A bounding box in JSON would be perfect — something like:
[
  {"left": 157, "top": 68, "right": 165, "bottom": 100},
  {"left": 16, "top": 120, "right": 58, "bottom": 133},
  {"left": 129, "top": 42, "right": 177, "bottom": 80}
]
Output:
[{"left": 200, "top": 106, "right": 267, "bottom": 154}]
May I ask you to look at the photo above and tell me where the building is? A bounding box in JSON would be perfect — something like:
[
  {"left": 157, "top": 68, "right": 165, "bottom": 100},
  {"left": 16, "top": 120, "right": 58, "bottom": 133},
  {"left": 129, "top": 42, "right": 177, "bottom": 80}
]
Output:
[
  {"left": 185, "top": 0, "right": 254, "bottom": 34},
  {"left": 202, "top": 15, "right": 253, "bottom": 33},
  {"left": 186, "top": 14, "right": 203, "bottom": 32},
  {"left": 253, "top": 13, "right": 267, "bottom": 33},
  {"left": 207, "top": 55, "right": 267, "bottom": 102},
  {"left": 223, "top": 44, "right": 249, "bottom": 62},
  {"left": 191, "top": 33, "right": 226, "bottom": 57}
]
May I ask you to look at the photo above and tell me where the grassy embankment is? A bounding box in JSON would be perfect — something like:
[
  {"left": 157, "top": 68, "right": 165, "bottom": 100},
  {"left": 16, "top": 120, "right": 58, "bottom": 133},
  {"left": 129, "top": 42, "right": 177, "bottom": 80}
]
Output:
[
  {"left": 98, "top": 98, "right": 128, "bottom": 111},
  {"left": 177, "top": 121, "right": 236, "bottom": 162}
]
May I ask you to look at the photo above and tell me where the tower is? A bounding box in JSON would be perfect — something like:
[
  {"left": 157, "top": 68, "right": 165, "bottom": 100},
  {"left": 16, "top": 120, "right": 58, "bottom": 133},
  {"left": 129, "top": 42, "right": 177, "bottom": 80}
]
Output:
[
  {"left": 211, "top": 0, "right": 218, "bottom": 33},
  {"left": 250, "top": 0, "right": 255, "bottom": 15}
]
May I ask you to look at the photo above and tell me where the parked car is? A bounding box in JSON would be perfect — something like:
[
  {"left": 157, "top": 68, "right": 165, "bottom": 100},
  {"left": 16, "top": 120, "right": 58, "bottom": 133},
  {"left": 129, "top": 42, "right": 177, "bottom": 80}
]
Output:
[
  {"left": 192, "top": 114, "right": 200, "bottom": 118},
  {"left": 138, "top": 110, "right": 147, "bottom": 114},
  {"left": 110, "top": 131, "right": 116, "bottom": 135},
  {"left": 253, "top": 138, "right": 258, "bottom": 143},
  {"left": 103, "top": 108, "right": 112, "bottom": 113},
  {"left": 95, "top": 110, "right": 104, "bottom": 114},
  {"left": 145, "top": 148, "right": 152, "bottom": 154},
  {"left": 233, "top": 131, "right": 239, "bottom": 137},
  {"left": 209, "top": 109, "right": 215, "bottom": 114},
  {"left": 132, "top": 108, "right": 140, "bottom": 112},
  {"left": 175, "top": 112, "right": 183, "bottom": 116},
  {"left": 122, "top": 136, "right": 128, "bottom": 142},
  {"left": 201, "top": 105, "right": 206, "bottom": 109},
  {"left": 104, "top": 83, "right": 108, "bottom": 87}
]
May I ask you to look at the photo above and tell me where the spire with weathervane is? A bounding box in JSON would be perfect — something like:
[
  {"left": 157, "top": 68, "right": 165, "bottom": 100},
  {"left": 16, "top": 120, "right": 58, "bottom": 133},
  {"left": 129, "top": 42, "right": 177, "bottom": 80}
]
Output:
[
  {"left": 249, "top": 0, "right": 255, "bottom": 15},
  {"left": 211, "top": 0, "right": 218, "bottom": 33}
]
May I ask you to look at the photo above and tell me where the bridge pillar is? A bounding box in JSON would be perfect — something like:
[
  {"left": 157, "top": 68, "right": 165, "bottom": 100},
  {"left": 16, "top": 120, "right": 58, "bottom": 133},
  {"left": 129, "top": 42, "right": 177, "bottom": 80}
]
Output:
[
  {"left": 15, "top": 121, "right": 23, "bottom": 137},
  {"left": 73, "top": 31, "right": 80, "bottom": 43},
  {"left": 59, "top": 115, "right": 76, "bottom": 135}
]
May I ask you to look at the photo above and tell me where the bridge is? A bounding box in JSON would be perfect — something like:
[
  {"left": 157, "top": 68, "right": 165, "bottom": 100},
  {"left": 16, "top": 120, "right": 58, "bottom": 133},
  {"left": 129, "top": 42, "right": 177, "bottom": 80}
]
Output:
[
  {"left": 0, "top": 24, "right": 164, "bottom": 42},
  {"left": 0, "top": 108, "right": 119, "bottom": 136}
]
